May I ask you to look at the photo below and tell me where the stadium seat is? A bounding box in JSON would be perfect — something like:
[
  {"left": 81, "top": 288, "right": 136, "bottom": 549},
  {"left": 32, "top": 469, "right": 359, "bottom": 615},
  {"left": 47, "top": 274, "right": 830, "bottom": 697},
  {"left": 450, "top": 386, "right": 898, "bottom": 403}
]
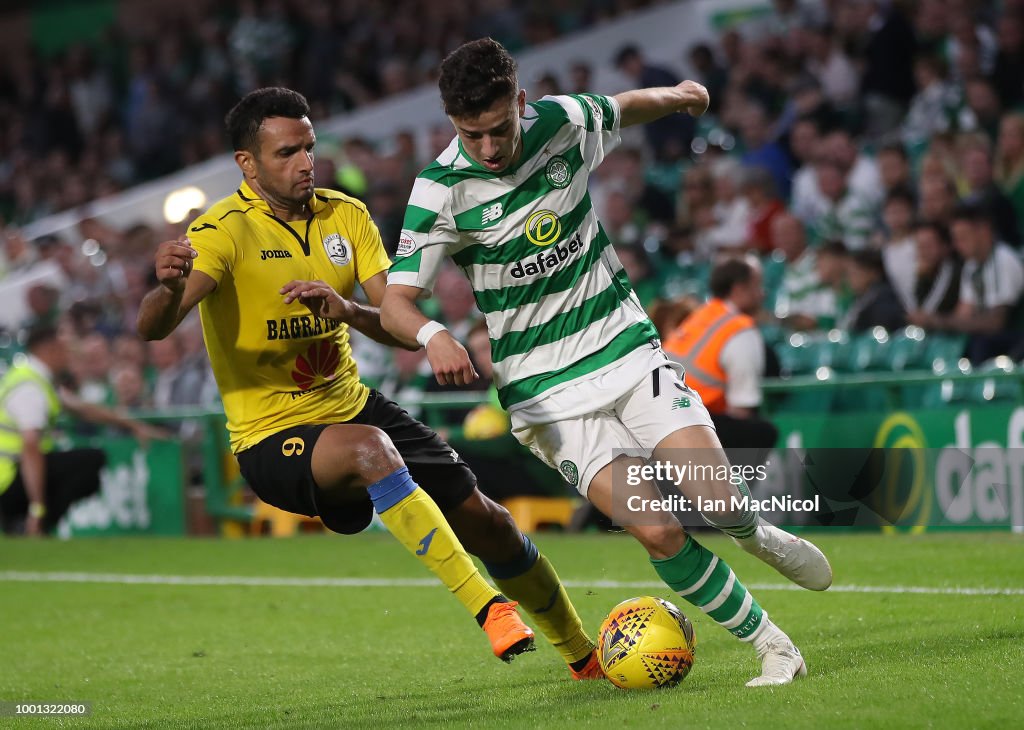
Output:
[
  {"left": 922, "top": 334, "right": 967, "bottom": 371},
  {"left": 971, "top": 356, "right": 1022, "bottom": 403},
  {"left": 820, "top": 329, "right": 852, "bottom": 370},
  {"left": 919, "top": 359, "right": 975, "bottom": 409},
  {"left": 502, "top": 496, "right": 579, "bottom": 532},
  {"left": 845, "top": 328, "right": 893, "bottom": 372},
  {"left": 778, "top": 332, "right": 830, "bottom": 375},
  {"left": 886, "top": 326, "right": 929, "bottom": 371}
]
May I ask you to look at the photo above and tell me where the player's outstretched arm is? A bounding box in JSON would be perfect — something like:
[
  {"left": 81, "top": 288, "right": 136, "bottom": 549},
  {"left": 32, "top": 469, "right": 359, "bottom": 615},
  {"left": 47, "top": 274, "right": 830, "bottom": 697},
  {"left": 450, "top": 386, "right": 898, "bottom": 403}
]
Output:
[
  {"left": 614, "top": 80, "right": 709, "bottom": 128},
  {"left": 137, "top": 237, "right": 216, "bottom": 340},
  {"left": 381, "top": 284, "right": 478, "bottom": 386},
  {"left": 279, "top": 273, "right": 413, "bottom": 349}
]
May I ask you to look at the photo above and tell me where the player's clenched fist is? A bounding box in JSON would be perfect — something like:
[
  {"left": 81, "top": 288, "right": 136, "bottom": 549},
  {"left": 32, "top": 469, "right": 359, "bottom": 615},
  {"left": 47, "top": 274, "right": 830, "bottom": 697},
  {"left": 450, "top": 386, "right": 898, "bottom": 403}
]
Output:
[
  {"left": 154, "top": 237, "right": 198, "bottom": 292},
  {"left": 678, "top": 80, "right": 709, "bottom": 117},
  {"left": 426, "top": 332, "right": 478, "bottom": 387}
]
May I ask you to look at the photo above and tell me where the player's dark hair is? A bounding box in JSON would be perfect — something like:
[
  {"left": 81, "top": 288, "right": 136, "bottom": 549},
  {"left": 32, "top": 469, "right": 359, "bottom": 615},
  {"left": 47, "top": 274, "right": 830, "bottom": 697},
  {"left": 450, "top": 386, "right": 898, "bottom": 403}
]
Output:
[
  {"left": 225, "top": 87, "right": 310, "bottom": 153},
  {"left": 710, "top": 258, "right": 755, "bottom": 299},
  {"left": 439, "top": 38, "right": 518, "bottom": 118}
]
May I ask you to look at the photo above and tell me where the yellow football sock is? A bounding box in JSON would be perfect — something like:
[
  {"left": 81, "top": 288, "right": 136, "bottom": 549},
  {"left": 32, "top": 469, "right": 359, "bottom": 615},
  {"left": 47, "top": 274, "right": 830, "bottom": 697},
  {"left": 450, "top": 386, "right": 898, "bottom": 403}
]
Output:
[
  {"left": 489, "top": 536, "right": 595, "bottom": 664},
  {"left": 370, "top": 468, "right": 497, "bottom": 617}
]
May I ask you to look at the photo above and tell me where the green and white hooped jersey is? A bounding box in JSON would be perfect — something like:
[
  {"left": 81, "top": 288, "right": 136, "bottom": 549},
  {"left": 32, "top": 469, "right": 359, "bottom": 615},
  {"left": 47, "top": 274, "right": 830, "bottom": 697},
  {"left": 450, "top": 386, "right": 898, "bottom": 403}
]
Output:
[{"left": 389, "top": 94, "right": 666, "bottom": 423}]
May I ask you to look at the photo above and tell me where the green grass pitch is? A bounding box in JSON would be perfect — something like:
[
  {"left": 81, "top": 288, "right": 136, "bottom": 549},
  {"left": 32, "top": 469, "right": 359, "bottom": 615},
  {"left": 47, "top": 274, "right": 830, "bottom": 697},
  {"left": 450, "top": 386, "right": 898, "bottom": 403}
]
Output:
[{"left": 2, "top": 532, "right": 1022, "bottom": 728}]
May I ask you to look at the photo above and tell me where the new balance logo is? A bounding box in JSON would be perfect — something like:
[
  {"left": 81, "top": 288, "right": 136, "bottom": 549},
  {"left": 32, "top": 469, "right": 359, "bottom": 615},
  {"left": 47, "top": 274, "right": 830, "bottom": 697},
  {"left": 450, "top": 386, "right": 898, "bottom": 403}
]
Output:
[
  {"left": 672, "top": 397, "right": 691, "bottom": 410},
  {"left": 481, "top": 202, "right": 504, "bottom": 225},
  {"left": 416, "top": 527, "right": 438, "bottom": 555}
]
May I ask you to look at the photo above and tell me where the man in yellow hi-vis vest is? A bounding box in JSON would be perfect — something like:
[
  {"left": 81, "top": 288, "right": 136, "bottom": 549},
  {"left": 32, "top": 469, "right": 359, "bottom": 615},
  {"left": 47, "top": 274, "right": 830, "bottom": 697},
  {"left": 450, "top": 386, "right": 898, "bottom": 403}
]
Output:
[{"left": 0, "top": 325, "right": 165, "bottom": 536}]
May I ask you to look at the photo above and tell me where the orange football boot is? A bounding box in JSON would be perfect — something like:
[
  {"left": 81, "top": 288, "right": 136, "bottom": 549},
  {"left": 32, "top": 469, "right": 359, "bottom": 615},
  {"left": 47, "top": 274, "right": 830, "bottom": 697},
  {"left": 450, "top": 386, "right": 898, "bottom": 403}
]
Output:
[
  {"left": 570, "top": 649, "right": 605, "bottom": 680},
  {"left": 482, "top": 600, "right": 536, "bottom": 662}
]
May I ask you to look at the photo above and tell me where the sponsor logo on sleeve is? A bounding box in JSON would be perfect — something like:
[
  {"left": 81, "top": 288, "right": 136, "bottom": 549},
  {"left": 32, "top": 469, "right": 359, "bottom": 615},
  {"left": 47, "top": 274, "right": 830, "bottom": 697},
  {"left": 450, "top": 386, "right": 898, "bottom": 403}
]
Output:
[{"left": 396, "top": 232, "right": 416, "bottom": 257}]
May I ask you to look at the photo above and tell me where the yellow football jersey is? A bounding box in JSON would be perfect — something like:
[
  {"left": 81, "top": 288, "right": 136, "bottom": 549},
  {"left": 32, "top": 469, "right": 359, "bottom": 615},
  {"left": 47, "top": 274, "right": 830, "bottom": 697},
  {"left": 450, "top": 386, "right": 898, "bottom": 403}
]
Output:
[{"left": 188, "top": 181, "right": 392, "bottom": 452}]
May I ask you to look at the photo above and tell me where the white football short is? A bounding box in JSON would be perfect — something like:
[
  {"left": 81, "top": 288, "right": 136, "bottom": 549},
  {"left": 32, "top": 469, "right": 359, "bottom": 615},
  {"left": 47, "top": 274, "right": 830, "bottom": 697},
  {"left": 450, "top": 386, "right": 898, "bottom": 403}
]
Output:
[{"left": 511, "top": 365, "right": 715, "bottom": 497}]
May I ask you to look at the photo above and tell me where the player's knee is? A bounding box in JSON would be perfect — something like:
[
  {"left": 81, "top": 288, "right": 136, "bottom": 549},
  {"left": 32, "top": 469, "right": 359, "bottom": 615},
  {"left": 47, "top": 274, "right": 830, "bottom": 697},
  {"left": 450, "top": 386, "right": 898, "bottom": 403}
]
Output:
[
  {"left": 350, "top": 427, "right": 404, "bottom": 483},
  {"left": 485, "top": 500, "right": 520, "bottom": 545},
  {"left": 633, "top": 522, "right": 686, "bottom": 560}
]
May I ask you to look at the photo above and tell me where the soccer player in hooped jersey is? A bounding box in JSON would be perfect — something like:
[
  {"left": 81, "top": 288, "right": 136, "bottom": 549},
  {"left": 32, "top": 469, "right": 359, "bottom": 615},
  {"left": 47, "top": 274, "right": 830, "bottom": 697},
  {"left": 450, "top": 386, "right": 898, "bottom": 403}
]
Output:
[
  {"left": 381, "top": 39, "right": 833, "bottom": 686},
  {"left": 137, "top": 87, "right": 605, "bottom": 679}
]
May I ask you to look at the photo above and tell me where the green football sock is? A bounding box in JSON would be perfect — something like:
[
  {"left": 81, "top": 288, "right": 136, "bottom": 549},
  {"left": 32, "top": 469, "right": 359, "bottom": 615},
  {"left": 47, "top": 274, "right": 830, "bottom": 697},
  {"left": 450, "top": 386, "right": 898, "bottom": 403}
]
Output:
[{"left": 650, "top": 535, "right": 764, "bottom": 640}]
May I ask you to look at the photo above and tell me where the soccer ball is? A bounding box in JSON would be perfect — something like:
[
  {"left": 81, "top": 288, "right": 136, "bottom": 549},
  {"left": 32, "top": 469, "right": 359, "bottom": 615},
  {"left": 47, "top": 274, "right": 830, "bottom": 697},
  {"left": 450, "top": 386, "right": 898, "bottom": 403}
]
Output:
[{"left": 597, "top": 596, "right": 696, "bottom": 689}]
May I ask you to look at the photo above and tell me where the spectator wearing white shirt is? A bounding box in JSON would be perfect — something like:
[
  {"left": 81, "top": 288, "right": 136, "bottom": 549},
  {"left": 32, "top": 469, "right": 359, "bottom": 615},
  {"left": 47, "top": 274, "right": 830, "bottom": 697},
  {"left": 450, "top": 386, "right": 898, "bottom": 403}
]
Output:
[
  {"left": 811, "top": 160, "right": 878, "bottom": 250},
  {"left": 793, "top": 126, "right": 881, "bottom": 226},
  {"left": 696, "top": 159, "right": 751, "bottom": 256},
  {"left": 879, "top": 187, "right": 918, "bottom": 310},
  {"left": 910, "top": 203, "right": 1024, "bottom": 361},
  {"left": 804, "top": 24, "right": 859, "bottom": 109},
  {"left": 772, "top": 213, "right": 830, "bottom": 331},
  {"left": 904, "top": 221, "right": 961, "bottom": 317},
  {"left": 824, "top": 128, "right": 883, "bottom": 206},
  {"left": 902, "top": 54, "right": 960, "bottom": 148}
]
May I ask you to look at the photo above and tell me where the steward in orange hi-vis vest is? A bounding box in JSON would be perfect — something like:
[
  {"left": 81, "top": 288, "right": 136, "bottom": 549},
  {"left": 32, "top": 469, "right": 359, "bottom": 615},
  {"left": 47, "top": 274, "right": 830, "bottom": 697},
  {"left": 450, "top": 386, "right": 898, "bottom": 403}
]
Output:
[{"left": 662, "top": 298, "right": 756, "bottom": 414}]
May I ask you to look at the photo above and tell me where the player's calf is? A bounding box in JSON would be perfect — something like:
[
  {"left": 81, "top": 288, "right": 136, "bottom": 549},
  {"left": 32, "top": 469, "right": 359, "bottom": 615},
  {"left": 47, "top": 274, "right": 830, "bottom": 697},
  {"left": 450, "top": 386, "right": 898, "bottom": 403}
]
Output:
[{"left": 445, "top": 490, "right": 523, "bottom": 563}]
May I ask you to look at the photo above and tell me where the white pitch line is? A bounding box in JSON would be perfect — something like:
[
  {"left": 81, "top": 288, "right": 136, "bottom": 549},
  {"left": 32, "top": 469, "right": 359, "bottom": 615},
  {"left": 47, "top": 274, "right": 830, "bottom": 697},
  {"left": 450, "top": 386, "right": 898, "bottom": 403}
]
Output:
[{"left": 0, "top": 571, "right": 1022, "bottom": 596}]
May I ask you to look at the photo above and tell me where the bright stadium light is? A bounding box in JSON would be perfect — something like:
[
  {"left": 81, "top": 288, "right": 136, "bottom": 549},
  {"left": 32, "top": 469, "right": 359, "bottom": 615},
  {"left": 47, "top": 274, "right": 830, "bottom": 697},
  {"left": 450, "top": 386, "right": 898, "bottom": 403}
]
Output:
[{"left": 163, "top": 186, "right": 207, "bottom": 224}]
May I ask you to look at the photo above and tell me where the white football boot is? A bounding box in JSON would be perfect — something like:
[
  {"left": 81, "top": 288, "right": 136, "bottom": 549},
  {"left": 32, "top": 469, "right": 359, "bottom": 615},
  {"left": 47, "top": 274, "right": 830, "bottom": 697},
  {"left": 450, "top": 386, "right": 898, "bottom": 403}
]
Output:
[
  {"left": 746, "top": 621, "right": 808, "bottom": 687},
  {"left": 733, "top": 518, "right": 833, "bottom": 591}
]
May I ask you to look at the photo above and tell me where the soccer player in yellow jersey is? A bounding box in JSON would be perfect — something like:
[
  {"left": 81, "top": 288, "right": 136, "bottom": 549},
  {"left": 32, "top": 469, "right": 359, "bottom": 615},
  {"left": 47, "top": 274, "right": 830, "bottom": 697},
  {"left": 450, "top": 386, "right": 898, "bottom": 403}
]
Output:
[{"left": 137, "top": 87, "right": 601, "bottom": 678}]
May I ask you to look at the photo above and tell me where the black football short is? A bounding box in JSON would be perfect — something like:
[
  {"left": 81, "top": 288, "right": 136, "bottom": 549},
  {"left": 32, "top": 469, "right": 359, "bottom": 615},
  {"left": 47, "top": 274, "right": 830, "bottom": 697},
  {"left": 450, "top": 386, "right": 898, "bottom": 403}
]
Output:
[{"left": 236, "top": 390, "right": 477, "bottom": 534}]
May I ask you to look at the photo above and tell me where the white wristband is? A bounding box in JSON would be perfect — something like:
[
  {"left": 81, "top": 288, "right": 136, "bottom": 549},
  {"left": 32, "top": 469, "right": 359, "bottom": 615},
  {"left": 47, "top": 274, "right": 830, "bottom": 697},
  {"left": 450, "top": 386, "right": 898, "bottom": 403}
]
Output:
[{"left": 416, "top": 320, "right": 447, "bottom": 347}]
